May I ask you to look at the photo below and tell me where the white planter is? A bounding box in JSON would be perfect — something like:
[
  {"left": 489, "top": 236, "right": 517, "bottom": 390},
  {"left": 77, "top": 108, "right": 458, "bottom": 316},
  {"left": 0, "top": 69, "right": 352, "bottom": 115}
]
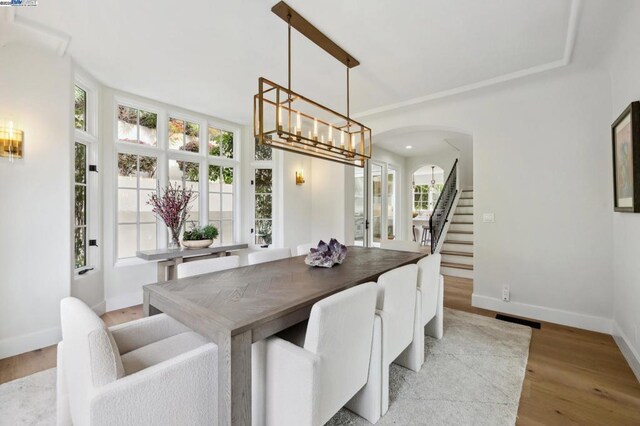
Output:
[{"left": 181, "top": 239, "right": 214, "bottom": 249}]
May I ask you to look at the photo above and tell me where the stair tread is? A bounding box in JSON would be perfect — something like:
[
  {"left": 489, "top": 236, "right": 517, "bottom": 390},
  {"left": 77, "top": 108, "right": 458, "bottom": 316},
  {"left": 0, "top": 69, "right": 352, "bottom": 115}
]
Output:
[
  {"left": 459, "top": 197, "right": 473, "bottom": 200},
  {"left": 448, "top": 230, "right": 473, "bottom": 234},
  {"left": 451, "top": 222, "right": 473, "bottom": 224},
  {"left": 441, "top": 261, "right": 474, "bottom": 270},
  {"left": 441, "top": 250, "right": 473, "bottom": 257},
  {"left": 454, "top": 213, "right": 473, "bottom": 215},
  {"left": 444, "top": 240, "right": 473, "bottom": 245}
]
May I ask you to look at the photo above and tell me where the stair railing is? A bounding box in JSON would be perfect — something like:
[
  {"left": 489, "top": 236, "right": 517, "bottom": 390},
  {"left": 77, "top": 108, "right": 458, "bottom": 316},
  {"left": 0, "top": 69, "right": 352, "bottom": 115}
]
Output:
[{"left": 430, "top": 159, "right": 458, "bottom": 254}]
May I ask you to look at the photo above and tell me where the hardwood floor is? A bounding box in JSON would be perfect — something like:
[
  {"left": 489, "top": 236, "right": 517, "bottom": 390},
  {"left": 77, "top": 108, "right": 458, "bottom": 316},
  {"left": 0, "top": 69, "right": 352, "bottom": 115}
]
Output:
[
  {"left": 0, "top": 306, "right": 142, "bottom": 385},
  {"left": 445, "top": 276, "right": 640, "bottom": 425},
  {"left": 1, "top": 277, "right": 639, "bottom": 425}
]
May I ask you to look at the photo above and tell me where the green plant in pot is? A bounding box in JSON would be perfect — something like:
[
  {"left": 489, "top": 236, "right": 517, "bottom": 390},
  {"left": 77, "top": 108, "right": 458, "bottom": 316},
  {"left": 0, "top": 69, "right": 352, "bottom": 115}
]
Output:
[{"left": 182, "top": 224, "right": 219, "bottom": 249}]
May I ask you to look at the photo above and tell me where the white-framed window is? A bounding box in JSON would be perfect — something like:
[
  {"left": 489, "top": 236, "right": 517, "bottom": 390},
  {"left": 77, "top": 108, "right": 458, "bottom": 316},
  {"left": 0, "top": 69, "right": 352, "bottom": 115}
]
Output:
[
  {"left": 251, "top": 137, "right": 273, "bottom": 246},
  {"left": 116, "top": 152, "right": 158, "bottom": 258},
  {"left": 73, "top": 79, "right": 99, "bottom": 272},
  {"left": 74, "top": 141, "right": 88, "bottom": 269},
  {"left": 114, "top": 99, "right": 240, "bottom": 259}
]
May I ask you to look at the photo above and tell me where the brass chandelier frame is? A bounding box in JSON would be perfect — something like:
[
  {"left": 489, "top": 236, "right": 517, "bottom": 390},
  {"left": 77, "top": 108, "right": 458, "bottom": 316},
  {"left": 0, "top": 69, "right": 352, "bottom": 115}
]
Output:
[{"left": 254, "top": 1, "right": 372, "bottom": 168}]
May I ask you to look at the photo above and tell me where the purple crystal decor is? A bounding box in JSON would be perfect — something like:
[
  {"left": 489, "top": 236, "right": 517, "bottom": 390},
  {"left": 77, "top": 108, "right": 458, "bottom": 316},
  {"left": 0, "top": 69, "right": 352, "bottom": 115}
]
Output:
[{"left": 304, "top": 239, "right": 348, "bottom": 268}]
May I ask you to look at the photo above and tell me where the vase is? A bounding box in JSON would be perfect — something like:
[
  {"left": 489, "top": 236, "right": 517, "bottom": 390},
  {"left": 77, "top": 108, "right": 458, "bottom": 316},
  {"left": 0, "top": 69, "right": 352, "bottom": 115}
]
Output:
[{"left": 168, "top": 227, "right": 182, "bottom": 249}]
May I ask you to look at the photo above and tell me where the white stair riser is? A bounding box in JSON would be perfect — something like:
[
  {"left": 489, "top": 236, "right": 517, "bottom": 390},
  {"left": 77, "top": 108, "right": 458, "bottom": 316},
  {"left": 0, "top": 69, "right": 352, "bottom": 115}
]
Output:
[
  {"left": 442, "top": 243, "right": 473, "bottom": 253},
  {"left": 457, "top": 199, "right": 473, "bottom": 207},
  {"left": 452, "top": 215, "right": 473, "bottom": 222},
  {"left": 441, "top": 266, "right": 474, "bottom": 279},
  {"left": 446, "top": 232, "right": 474, "bottom": 242},
  {"left": 442, "top": 254, "right": 473, "bottom": 264},
  {"left": 455, "top": 206, "right": 474, "bottom": 214},
  {"left": 449, "top": 223, "right": 473, "bottom": 232}
]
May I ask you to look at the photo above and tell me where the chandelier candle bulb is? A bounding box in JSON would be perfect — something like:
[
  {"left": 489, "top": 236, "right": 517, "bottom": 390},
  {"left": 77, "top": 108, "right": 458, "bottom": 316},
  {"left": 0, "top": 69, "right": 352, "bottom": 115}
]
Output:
[
  {"left": 277, "top": 105, "right": 283, "bottom": 132},
  {"left": 341, "top": 130, "right": 345, "bottom": 149},
  {"left": 328, "top": 126, "right": 333, "bottom": 146}
]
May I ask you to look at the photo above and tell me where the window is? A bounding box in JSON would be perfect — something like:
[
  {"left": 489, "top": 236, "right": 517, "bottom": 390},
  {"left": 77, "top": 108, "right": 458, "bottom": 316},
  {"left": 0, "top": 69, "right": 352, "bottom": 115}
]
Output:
[
  {"left": 169, "top": 118, "right": 200, "bottom": 153},
  {"left": 413, "top": 183, "right": 444, "bottom": 212},
  {"left": 387, "top": 169, "right": 396, "bottom": 239},
  {"left": 74, "top": 86, "right": 87, "bottom": 131},
  {"left": 117, "top": 106, "right": 158, "bottom": 146},
  {"left": 168, "top": 158, "right": 200, "bottom": 225},
  {"left": 117, "top": 153, "right": 158, "bottom": 258},
  {"left": 255, "top": 136, "right": 272, "bottom": 161},
  {"left": 74, "top": 142, "right": 87, "bottom": 268},
  {"left": 254, "top": 168, "right": 272, "bottom": 245},
  {"left": 354, "top": 168, "right": 365, "bottom": 246},
  {"left": 209, "top": 166, "right": 235, "bottom": 245},
  {"left": 209, "top": 127, "right": 234, "bottom": 159}
]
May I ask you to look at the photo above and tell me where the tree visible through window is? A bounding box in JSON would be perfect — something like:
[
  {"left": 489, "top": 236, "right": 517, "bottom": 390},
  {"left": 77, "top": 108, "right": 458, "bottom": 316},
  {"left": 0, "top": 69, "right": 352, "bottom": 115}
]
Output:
[
  {"left": 74, "top": 142, "right": 87, "bottom": 268},
  {"left": 117, "top": 105, "right": 158, "bottom": 146},
  {"left": 74, "top": 86, "right": 86, "bottom": 131},
  {"left": 254, "top": 169, "right": 272, "bottom": 245}
]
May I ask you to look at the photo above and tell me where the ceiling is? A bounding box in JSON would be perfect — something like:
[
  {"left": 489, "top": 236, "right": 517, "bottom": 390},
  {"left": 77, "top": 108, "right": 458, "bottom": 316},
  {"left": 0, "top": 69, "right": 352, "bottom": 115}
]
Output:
[
  {"left": 375, "top": 129, "right": 471, "bottom": 158},
  {"left": 8, "top": 0, "right": 577, "bottom": 124}
]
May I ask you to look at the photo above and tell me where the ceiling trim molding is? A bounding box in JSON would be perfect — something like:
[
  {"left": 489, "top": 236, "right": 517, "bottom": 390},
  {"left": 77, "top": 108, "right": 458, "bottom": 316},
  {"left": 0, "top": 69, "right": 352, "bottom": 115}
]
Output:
[
  {"left": 9, "top": 13, "right": 71, "bottom": 56},
  {"left": 355, "top": 0, "right": 582, "bottom": 119}
]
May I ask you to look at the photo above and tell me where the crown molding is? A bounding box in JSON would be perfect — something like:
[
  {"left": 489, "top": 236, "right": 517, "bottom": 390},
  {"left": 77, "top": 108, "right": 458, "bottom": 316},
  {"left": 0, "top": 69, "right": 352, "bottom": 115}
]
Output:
[{"left": 355, "top": 0, "right": 582, "bottom": 119}]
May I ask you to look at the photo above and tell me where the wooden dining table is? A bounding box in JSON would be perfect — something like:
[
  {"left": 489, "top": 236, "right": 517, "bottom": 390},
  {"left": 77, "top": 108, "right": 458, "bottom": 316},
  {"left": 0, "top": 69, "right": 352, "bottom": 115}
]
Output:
[{"left": 142, "top": 246, "right": 427, "bottom": 426}]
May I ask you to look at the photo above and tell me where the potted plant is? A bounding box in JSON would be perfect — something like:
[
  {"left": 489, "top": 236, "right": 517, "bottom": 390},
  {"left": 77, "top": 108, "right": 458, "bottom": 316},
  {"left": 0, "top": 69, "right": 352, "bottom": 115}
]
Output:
[
  {"left": 182, "top": 224, "right": 219, "bottom": 249},
  {"left": 148, "top": 183, "right": 196, "bottom": 249}
]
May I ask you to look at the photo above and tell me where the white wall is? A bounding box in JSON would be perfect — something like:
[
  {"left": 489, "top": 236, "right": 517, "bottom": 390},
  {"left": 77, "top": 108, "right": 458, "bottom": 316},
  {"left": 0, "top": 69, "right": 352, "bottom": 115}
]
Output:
[
  {"left": 604, "top": 0, "right": 640, "bottom": 378},
  {"left": 0, "top": 44, "right": 72, "bottom": 358},
  {"left": 361, "top": 64, "right": 614, "bottom": 333},
  {"left": 281, "top": 152, "right": 313, "bottom": 251}
]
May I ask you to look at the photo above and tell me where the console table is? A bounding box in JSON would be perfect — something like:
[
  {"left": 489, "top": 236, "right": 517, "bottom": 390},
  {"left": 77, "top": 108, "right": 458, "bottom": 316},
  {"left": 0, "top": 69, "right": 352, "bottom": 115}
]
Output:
[{"left": 136, "top": 243, "right": 248, "bottom": 282}]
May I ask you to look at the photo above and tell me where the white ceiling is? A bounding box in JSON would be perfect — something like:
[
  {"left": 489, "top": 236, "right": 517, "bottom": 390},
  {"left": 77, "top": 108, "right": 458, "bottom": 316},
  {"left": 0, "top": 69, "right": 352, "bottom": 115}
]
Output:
[
  {"left": 376, "top": 129, "right": 471, "bottom": 158},
  {"left": 9, "top": 0, "right": 576, "bottom": 124}
]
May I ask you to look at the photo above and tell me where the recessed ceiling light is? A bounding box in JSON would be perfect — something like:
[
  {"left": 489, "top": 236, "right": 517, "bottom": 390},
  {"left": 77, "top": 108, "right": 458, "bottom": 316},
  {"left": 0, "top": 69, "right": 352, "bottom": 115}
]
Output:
[{"left": 406, "top": 145, "right": 413, "bottom": 149}]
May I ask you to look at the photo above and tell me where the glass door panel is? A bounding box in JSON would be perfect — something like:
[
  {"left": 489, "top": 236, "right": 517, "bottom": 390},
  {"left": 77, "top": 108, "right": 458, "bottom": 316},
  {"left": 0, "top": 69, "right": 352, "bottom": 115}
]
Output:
[
  {"left": 371, "top": 163, "right": 383, "bottom": 245},
  {"left": 354, "top": 167, "right": 365, "bottom": 246}
]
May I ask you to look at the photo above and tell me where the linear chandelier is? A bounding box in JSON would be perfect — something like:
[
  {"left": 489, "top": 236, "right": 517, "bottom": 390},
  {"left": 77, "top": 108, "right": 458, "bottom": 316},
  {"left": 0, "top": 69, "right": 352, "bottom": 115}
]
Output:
[{"left": 254, "top": 1, "right": 372, "bottom": 168}]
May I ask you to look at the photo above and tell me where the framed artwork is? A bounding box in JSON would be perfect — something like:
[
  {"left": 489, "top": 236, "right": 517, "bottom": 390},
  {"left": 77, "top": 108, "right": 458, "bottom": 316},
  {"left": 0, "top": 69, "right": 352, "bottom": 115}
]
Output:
[{"left": 612, "top": 102, "right": 640, "bottom": 212}]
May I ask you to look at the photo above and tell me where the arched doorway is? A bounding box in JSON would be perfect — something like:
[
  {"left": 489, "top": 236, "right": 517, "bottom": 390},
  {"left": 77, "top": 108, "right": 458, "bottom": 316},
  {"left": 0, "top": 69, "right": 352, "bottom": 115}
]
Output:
[{"left": 411, "top": 165, "right": 444, "bottom": 242}]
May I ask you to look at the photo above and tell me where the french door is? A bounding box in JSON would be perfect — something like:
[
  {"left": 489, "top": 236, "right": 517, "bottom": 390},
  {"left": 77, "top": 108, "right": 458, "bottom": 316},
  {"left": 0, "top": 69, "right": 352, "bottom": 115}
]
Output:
[{"left": 354, "top": 161, "right": 398, "bottom": 247}]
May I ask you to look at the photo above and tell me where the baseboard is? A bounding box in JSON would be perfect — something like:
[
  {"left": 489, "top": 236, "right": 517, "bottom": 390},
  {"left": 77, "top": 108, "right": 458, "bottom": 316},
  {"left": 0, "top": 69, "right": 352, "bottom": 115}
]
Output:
[
  {"left": 91, "top": 300, "right": 106, "bottom": 316},
  {"left": 613, "top": 321, "right": 640, "bottom": 382},
  {"left": 472, "top": 293, "right": 612, "bottom": 334},
  {"left": 106, "top": 290, "right": 143, "bottom": 312},
  {"left": 0, "top": 326, "right": 61, "bottom": 359}
]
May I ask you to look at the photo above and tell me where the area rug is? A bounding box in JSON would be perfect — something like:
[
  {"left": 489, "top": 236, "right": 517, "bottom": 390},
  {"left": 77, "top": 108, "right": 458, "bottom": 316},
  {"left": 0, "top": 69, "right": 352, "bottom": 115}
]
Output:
[{"left": 0, "top": 308, "right": 531, "bottom": 426}]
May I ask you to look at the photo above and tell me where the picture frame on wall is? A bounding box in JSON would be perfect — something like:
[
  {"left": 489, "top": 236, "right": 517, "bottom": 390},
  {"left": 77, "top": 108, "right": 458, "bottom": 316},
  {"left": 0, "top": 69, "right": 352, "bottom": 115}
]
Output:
[{"left": 612, "top": 101, "right": 640, "bottom": 212}]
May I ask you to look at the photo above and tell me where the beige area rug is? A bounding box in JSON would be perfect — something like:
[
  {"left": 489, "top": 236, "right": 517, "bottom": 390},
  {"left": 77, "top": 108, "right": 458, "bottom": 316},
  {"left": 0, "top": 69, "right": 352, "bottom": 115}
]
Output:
[{"left": 0, "top": 309, "right": 531, "bottom": 426}]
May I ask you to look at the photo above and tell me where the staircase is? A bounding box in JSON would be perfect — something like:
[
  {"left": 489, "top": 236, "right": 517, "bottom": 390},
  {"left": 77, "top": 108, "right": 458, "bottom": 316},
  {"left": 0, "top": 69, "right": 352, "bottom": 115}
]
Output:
[{"left": 441, "top": 189, "right": 474, "bottom": 278}]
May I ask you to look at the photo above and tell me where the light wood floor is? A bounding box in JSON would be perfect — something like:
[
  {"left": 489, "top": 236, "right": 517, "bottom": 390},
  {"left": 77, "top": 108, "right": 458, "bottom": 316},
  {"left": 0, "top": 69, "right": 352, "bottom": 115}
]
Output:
[{"left": 1, "top": 277, "right": 639, "bottom": 425}]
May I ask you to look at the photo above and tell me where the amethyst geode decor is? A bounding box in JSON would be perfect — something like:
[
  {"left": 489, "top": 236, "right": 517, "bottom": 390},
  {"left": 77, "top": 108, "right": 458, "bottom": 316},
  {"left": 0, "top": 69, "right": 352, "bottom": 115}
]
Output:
[{"left": 304, "top": 239, "right": 347, "bottom": 268}]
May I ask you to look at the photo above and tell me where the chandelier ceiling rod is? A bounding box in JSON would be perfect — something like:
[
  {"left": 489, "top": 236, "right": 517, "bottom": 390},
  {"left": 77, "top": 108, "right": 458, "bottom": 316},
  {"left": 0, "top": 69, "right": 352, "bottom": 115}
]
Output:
[{"left": 271, "top": 1, "right": 359, "bottom": 68}]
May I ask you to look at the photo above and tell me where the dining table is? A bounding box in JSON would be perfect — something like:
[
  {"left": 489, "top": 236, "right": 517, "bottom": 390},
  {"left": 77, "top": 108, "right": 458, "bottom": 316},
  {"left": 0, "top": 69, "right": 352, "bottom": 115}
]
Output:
[{"left": 143, "top": 245, "right": 427, "bottom": 425}]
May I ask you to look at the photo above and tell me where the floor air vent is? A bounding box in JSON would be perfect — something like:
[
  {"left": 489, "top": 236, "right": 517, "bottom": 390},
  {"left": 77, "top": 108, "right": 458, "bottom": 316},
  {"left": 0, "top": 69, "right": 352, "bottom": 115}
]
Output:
[{"left": 495, "top": 314, "right": 541, "bottom": 329}]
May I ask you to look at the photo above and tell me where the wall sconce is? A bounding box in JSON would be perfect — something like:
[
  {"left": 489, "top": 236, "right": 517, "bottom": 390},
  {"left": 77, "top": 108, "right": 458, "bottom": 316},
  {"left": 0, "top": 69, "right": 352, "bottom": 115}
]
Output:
[
  {"left": 0, "top": 122, "right": 24, "bottom": 162},
  {"left": 295, "top": 169, "right": 305, "bottom": 185}
]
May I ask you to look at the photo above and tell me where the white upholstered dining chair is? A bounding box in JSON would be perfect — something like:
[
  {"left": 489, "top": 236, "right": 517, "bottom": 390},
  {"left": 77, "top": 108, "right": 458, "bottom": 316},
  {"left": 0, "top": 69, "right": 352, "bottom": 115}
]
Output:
[
  {"left": 295, "top": 242, "right": 315, "bottom": 256},
  {"left": 176, "top": 255, "right": 240, "bottom": 278},
  {"left": 251, "top": 282, "right": 379, "bottom": 426},
  {"left": 379, "top": 239, "right": 422, "bottom": 253},
  {"left": 396, "top": 253, "right": 444, "bottom": 372},
  {"left": 247, "top": 247, "right": 291, "bottom": 265},
  {"left": 348, "top": 264, "right": 419, "bottom": 422},
  {"left": 57, "top": 297, "right": 217, "bottom": 426}
]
